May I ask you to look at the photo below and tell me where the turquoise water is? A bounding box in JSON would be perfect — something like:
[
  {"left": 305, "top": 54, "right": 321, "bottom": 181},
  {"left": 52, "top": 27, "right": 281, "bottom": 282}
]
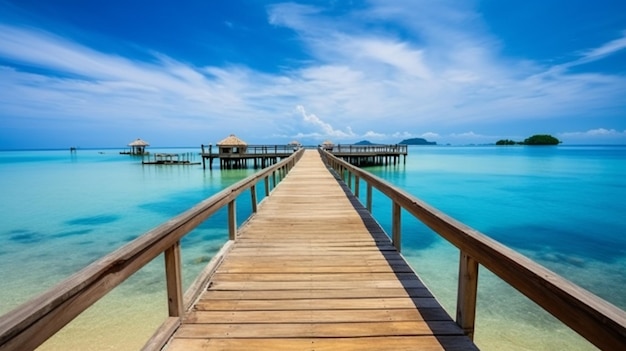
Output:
[
  {"left": 363, "top": 145, "right": 626, "bottom": 350},
  {"left": 1, "top": 145, "right": 624, "bottom": 350}
]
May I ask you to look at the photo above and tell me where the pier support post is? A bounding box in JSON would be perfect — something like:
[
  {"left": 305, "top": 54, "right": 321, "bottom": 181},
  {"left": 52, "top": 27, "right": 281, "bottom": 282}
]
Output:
[
  {"left": 392, "top": 201, "right": 401, "bottom": 252},
  {"left": 251, "top": 185, "right": 258, "bottom": 213},
  {"left": 347, "top": 171, "right": 352, "bottom": 189},
  {"left": 456, "top": 251, "right": 479, "bottom": 340},
  {"left": 228, "top": 200, "right": 237, "bottom": 240},
  {"left": 164, "top": 241, "right": 183, "bottom": 317}
]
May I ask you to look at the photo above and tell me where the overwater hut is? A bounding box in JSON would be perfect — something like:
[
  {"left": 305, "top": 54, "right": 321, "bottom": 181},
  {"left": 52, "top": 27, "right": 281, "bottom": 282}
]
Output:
[
  {"left": 289, "top": 140, "right": 302, "bottom": 151},
  {"left": 217, "top": 134, "right": 248, "bottom": 156},
  {"left": 321, "top": 140, "right": 334, "bottom": 151},
  {"left": 127, "top": 138, "right": 150, "bottom": 155}
]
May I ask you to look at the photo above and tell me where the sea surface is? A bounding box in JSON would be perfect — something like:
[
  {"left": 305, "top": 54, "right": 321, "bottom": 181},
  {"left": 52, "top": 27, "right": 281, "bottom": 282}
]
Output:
[{"left": 1, "top": 145, "right": 624, "bottom": 350}]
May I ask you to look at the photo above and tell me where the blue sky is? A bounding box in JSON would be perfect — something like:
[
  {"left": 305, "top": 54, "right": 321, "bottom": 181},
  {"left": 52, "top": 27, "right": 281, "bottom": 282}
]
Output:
[{"left": 1, "top": 0, "right": 625, "bottom": 148}]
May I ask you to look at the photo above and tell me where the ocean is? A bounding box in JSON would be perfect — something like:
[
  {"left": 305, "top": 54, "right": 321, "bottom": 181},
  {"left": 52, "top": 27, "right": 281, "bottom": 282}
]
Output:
[{"left": 0, "top": 145, "right": 624, "bottom": 350}]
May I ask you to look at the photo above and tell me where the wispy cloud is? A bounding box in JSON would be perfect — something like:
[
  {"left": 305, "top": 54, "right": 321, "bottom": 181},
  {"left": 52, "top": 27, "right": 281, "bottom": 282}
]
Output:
[
  {"left": 559, "top": 128, "right": 626, "bottom": 137},
  {"left": 575, "top": 30, "right": 626, "bottom": 65}
]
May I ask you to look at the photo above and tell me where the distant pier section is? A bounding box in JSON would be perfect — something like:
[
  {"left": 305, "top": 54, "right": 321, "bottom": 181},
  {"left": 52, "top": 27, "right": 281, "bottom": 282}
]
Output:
[
  {"left": 201, "top": 135, "right": 408, "bottom": 169},
  {"left": 330, "top": 143, "right": 408, "bottom": 166},
  {"left": 201, "top": 143, "right": 296, "bottom": 169},
  {"left": 142, "top": 152, "right": 200, "bottom": 165}
]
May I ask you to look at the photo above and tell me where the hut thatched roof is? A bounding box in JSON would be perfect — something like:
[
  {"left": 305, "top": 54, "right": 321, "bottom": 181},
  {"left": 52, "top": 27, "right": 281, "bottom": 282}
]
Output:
[
  {"left": 218, "top": 134, "right": 247, "bottom": 146},
  {"left": 322, "top": 140, "right": 334, "bottom": 146},
  {"left": 289, "top": 140, "right": 301, "bottom": 146},
  {"left": 128, "top": 138, "right": 150, "bottom": 146}
]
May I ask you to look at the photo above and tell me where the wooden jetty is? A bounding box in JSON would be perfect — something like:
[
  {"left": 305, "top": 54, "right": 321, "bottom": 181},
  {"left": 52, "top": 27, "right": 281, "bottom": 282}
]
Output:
[
  {"left": 332, "top": 144, "right": 408, "bottom": 166},
  {"left": 201, "top": 144, "right": 296, "bottom": 170},
  {"left": 1, "top": 150, "right": 625, "bottom": 351},
  {"left": 164, "top": 150, "right": 474, "bottom": 350},
  {"left": 201, "top": 143, "right": 408, "bottom": 169},
  {"left": 142, "top": 153, "right": 201, "bottom": 165}
]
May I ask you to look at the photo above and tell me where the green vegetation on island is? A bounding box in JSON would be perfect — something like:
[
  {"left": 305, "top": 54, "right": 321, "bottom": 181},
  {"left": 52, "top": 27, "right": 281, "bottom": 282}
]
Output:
[
  {"left": 354, "top": 140, "right": 375, "bottom": 145},
  {"left": 398, "top": 138, "right": 437, "bottom": 145},
  {"left": 496, "top": 134, "right": 561, "bottom": 146}
]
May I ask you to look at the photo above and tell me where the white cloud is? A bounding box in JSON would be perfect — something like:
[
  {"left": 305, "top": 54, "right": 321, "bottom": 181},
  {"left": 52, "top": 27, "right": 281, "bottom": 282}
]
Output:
[
  {"left": 363, "top": 130, "right": 386, "bottom": 138},
  {"left": 421, "top": 132, "right": 441, "bottom": 139},
  {"left": 576, "top": 30, "right": 626, "bottom": 65},
  {"left": 295, "top": 105, "right": 356, "bottom": 138},
  {"left": 559, "top": 128, "right": 626, "bottom": 137}
]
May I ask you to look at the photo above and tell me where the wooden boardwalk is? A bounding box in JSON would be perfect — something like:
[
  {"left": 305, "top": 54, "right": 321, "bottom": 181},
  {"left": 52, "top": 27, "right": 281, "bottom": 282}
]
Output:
[{"left": 165, "top": 150, "right": 477, "bottom": 350}]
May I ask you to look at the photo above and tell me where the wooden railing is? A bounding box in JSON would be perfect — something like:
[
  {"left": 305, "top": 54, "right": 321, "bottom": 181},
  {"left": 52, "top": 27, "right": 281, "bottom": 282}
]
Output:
[
  {"left": 331, "top": 144, "right": 408, "bottom": 154},
  {"left": 0, "top": 149, "right": 305, "bottom": 351},
  {"left": 320, "top": 149, "right": 626, "bottom": 350},
  {"left": 201, "top": 144, "right": 300, "bottom": 157}
]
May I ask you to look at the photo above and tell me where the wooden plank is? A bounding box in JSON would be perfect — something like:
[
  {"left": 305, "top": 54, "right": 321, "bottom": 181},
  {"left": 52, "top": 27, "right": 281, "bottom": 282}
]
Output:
[
  {"left": 206, "top": 279, "right": 426, "bottom": 291},
  {"left": 184, "top": 308, "right": 452, "bottom": 324},
  {"left": 174, "top": 321, "right": 465, "bottom": 338},
  {"left": 200, "top": 287, "right": 433, "bottom": 300},
  {"left": 166, "top": 336, "right": 478, "bottom": 351},
  {"left": 209, "top": 272, "right": 421, "bottom": 282},
  {"left": 194, "top": 297, "right": 444, "bottom": 311}
]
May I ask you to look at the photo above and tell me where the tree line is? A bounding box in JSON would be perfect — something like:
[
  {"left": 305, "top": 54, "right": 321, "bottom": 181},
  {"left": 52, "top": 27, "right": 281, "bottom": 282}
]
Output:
[{"left": 496, "top": 134, "right": 561, "bottom": 145}]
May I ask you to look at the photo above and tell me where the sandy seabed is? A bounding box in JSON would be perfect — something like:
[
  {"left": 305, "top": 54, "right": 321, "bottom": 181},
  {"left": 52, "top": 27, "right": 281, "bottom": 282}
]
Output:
[{"left": 37, "top": 287, "right": 167, "bottom": 351}]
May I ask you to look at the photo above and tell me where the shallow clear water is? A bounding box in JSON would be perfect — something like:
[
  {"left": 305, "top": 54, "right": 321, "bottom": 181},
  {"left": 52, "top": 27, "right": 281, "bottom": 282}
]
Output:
[{"left": 1, "top": 145, "right": 624, "bottom": 350}]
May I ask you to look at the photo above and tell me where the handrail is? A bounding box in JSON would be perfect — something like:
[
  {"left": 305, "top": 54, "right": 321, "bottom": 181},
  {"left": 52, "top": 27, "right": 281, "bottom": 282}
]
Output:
[
  {"left": 0, "top": 149, "right": 305, "bottom": 351},
  {"left": 320, "top": 149, "right": 626, "bottom": 350},
  {"left": 332, "top": 144, "right": 408, "bottom": 154}
]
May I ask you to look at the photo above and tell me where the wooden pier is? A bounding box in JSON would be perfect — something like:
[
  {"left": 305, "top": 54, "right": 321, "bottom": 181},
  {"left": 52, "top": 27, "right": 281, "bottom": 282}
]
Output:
[
  {"left": 142, "top": 153, "right": 201, "bottom": 165},
  {"left": 201, "top": 144, "right": 295, "bottom": 170},
  {"left": 164, "top": 150, "right": 475, "bottom": 350},
  {"left": 201, "top": 144, "right": 408, "bottom": 169},
  {"left": 1, "top": 150, "right": 625, "bottom": 351},
  {"left": 332, "top": 144, "right": 408, "bottom": 166}
]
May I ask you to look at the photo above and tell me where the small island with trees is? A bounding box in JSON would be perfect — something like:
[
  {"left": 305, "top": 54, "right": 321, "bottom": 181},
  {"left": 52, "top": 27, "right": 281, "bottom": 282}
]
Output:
[
  {"left": 399, "top": 137, "right": 437, "bottom": 145},
  {"left": 496, "top": 134, "right": 561, "bottom": 146}
]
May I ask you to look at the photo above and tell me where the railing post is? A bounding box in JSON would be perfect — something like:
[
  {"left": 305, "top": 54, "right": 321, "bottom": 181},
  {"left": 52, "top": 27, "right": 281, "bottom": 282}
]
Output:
[
  {"left": 272, "top": 171, "right": 277, "bottom": 189},
  {"left": 228, "top": 199, "right": 237, "bottom": 240},
  {"left": 164, "top": 241, "right": 183, "bottom": 317},
  {"left": 392, "top": 201, "right": 401, "bottom": 252},
  {"left": 264, "top": 176, "right": 270, "bottom": 196},
  {"left": 354, "top": 175, "right": 360, "bottom": 197},
  {"left": 366, "top": 183, "right": 373, "bottom": 212},
  {"left": 456, "top": 251, "right": 479, "bottom": 340},
  {"left": 347, "top": 171, "right": 352, "bottom": 189},
  {"left": 250, "top": 184, "right": 258, "bottom": 213}
]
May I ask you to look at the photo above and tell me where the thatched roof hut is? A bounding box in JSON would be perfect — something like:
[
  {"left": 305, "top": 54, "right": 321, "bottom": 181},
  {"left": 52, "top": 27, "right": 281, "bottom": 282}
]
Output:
[
  {"left": 321, "top": 140, "right": 334, "bottom": 151},
  {"left": 217, "top": 134, "right": 248, "bottom": 155},
  {"left": 127, "top": 138, "right": 150, "bottom": 155}
]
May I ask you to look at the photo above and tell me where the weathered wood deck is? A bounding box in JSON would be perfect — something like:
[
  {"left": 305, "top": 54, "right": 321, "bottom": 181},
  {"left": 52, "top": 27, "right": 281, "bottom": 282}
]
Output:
[{"left": 165, "top": 150, "right": 477, "bottom": 350}]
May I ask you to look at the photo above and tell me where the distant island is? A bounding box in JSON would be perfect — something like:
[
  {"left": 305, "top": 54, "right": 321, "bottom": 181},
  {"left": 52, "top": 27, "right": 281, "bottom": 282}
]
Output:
[
  {"left": 496, "top": 134, "right": 561, "bottom": 146},
  {"left": 399, "top": 138, "right": 437, "bottom": 145},
  {"left": 354, "top": 140, "right": 375, "bottom": 145}
]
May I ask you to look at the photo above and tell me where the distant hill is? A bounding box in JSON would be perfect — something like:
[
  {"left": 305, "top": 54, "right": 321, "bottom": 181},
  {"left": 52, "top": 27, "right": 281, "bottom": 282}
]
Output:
[
  {"left": 398, "top": 138, "right": 436, "bottom": 145},
  {"left": 354, "top": 140, "right": 374, "bottom": 145}
]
